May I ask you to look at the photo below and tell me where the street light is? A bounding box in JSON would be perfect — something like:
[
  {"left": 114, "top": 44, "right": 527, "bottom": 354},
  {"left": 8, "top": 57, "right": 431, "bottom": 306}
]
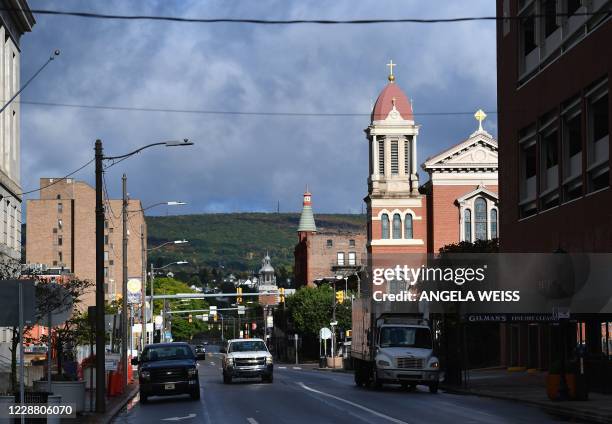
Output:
[
  {"left": 94, "top": 138, "right": 192, "bottom": 413},
  {"left": 150, "top": 261, "right": 188, "bottom": 343}
]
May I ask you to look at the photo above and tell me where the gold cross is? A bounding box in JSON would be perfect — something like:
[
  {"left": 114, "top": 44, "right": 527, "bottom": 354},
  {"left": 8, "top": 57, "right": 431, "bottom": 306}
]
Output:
[
  {"left": 386, "top": 60, "right": 396, "bottom": 82},
  {"left": 474, "top": 109, "right": 487, "bottom": 131}
]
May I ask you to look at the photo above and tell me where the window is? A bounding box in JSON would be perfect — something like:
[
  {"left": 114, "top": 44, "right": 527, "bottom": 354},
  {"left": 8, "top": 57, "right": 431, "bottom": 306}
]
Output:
[
  {"left": 391, "top": 140, "right": 399, "bottom": 175},
  {"left": 58, "top": 219, "right": 63, "bottom": 230},
  {"left": 587, "top": 90, "right": 609, "bottom": 192},
  {"left": 104, "top": 251, "right": 109, "bottom": 261},
  {"left": 562, "top": 104, "right": 582, "bottom": 202},
  {"left": 104, "top": 235, "right": 109, "bottom": 245},
  {"left": 326, "top": 239, "right": 333, "bottom": 248},
  {"left": 540, "top": 121, "right": 560, "bottom": 209},
  {"left": 392, "top": 213, "right": 401, "bottom": 239},
  {"left": 337, "top": 252, "right": 345, "bottom": 266},
  {"left": 58, "top": 251, "right": 63, "bottom": 263},
  {"left": 404, "top": 137, "right": 410, "bottom": 175},
  {"left": 349, "top": 239, "right": 355, "bottom": 247},
  {"left": 490, "top": 209, "right": 498, "bottom": 239},
  {"left": 464, "top": 209, "right": 472, "bottom": 242},
  {"left": 381, "top": 214, "right": 390, "bottom": 239},
  {"left": 520, "top": 8, "right": 537, "bottom": 55},
  {"left": 57, "top": 202, "right": 63, "bottom": 213},
  {"left": 348, "top": 252, "right": 356, "bottom": 266},
  {"left": 404, "top": 214, "right": 413, "bottom": 239},
  {"left": 543, "top": 0, "right": 559, "bottom": 38},
  {"left": 567, "top": 0, "right": 582, "bottom": 15},
  {"left": 57, "top": 235, "right": 63, "bottom": 246},
  {"left": 56, "top": 194, "right": 61, "bottom": 200},
  {"left": 475, "top": 198, "right": 488, "bottom": 240},
  {"left": 378, "top": 139, "right": 385, "bottom": 175},
  {"left": 520, "top": 128, "right": 538, "bottom": 218}
]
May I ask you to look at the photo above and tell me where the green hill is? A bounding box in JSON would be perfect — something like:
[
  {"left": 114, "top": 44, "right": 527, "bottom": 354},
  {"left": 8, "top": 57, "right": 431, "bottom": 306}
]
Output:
[{"left": 146, "top": 213, "right": 365, "bottom": 274}]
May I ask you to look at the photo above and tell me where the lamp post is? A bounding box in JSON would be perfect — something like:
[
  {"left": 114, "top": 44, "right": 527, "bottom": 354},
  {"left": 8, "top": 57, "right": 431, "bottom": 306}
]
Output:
[
  {"left": 143, "top": 240, "right": 188, "bottom": 347},
  {"left": 94, "top": 138, "right": 192, "bottom": 413},
  {"left": 150, "top": 261, "right": 188, "bottom": 342}
]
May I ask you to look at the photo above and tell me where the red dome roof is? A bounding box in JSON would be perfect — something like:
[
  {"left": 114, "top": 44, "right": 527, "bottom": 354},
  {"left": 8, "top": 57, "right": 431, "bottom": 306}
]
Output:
[{"left": 371, "top": 82, "right": 413, "bottom": 122}]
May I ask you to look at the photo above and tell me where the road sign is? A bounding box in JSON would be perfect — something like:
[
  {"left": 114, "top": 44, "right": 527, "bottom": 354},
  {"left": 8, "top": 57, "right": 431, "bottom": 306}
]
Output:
[
  {"left": 330, "top": 320, "right": 338, "bottom": 327},
  {"left": 0, "top": 280, "right": 36, "bottom": 326},
  {"left": 266, "top": 315, "right": 273, "bottom": 328},
  {"left": 319, "top": 327, "right": 332, "bottom": 340},
  {"left": 209, "top": 306, "right": 217, "bottom": 316},
  {"left": 105, "top": 353, "right": 120, "bottom": 371},
  {"left": 238, "top": 305, "right": 245, "bottom": 315}
]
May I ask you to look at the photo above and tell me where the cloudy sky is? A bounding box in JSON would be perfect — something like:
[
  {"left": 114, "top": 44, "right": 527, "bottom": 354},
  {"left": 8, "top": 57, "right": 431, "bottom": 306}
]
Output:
[{"left": 20, "top": 0, "right": 497, "bottom": 215}]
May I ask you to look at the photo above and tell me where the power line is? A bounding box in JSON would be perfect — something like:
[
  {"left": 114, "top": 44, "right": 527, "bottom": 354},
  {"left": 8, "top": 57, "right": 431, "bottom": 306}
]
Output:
[
  {"left": 17, "top": 99, "right": 497, "bottom": 118},
  {"left": 17, "top": 8, "right": 612, "bottom": 25},
  {"left": 20, "top": 158, "right": 94, "bottom": 197}
]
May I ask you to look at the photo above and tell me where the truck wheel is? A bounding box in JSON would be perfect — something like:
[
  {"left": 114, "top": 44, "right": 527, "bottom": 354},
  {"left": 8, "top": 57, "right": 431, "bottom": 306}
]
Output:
[
  {"left": 262, "top": 374, "right": 273, "bottom": 383},
  {"left": 429, "top": 382, "right": 439, "bottom": 394},
  {"left": 354, "top": 368, "right": 364, "bottom": 387},
  {"left": 370, "top": 367, "right": 382, "bottom": 389},
  {"left": 190, "top": 388, "right": 201, "bottom": 400},
  {"left": 223, "top": 374, "right": 232, "bottom": 384}
]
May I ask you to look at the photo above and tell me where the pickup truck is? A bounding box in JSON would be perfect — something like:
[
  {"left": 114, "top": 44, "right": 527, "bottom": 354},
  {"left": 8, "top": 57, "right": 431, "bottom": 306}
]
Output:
[
  {"left": 351, "top": 298, "right": 440, "bottom": 393},
  {"left": 221, "top": 338, "right": 273, "bottom": 384}
]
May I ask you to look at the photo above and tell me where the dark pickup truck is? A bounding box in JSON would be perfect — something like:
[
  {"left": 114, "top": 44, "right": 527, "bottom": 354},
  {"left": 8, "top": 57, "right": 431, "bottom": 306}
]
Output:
[{"left": 132, "top": 342, "right": 200, "bottom": 403}]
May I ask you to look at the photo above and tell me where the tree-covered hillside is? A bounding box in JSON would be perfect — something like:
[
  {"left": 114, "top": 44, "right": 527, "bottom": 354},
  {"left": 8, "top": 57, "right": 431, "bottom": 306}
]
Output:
[{"left": 146, "top": 213, "right": 365, "bottom": 274}]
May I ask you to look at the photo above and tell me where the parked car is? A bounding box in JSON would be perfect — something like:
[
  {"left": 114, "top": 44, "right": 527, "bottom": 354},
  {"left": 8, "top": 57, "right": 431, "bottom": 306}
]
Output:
[
  {"left": 132, "top": 342, "right": 200, "bottom": 403},
  {"left": 221, "top": 338, "right": 273, "bottom": 384},
  {"left": 194, "top": 344, "right": 206, "bottom": 359}
]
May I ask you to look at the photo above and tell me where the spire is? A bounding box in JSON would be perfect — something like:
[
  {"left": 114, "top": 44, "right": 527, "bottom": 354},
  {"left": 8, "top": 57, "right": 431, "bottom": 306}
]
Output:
[
  {"left": 474, "top": 109, "right": 487, "bottom": 132},
  {"left": 386, "top": 59, "right": 396, "bottom": 83},
  {"left": 297, "top": 189, "right": 317, "bottom": 233}
]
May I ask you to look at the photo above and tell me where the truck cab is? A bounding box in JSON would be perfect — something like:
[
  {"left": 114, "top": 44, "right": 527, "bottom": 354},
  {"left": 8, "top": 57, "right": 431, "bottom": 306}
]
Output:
[{"left": 352, "top": 309, "right": 440, "bottom": 393}]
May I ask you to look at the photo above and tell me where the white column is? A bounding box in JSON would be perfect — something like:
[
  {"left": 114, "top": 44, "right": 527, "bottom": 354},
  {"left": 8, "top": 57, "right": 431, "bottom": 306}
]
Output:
[
  {"left": 372, "top": 135, "right": 378, "bottom": 178},
  {"left": 459, "top": 202, "right": 465, "bottom": 241},
  {"left": 410, "top": 135, "right": 418, "bottom": 192}
]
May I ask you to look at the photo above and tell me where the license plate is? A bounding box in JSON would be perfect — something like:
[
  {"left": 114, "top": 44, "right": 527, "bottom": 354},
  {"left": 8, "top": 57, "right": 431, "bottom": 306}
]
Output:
[{"left": 164, "top": 383, "right": 175, "bottom": 390}]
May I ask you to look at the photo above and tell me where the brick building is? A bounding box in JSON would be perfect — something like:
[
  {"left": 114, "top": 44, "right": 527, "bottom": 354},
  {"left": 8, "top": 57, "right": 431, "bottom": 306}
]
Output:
[
  {"left": 495, "top": 0, "right": 611, "bottom": 388},
  {"left": 26, "top": 178, "right": 147, "bottom": 306},
  {"left": 293, "top": 191, "right": 367, "bottom": 288},
  {"left": 294, "top": 65, "right": 500, "bottom": 288}
]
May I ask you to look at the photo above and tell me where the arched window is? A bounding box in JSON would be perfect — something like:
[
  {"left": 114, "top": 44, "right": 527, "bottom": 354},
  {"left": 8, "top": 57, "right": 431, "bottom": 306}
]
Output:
[
  {"left": 464, "top": 209, "right": 472, "bottom": 242},
  {"left": 490, "top": 209, "right": 498, "bottom": 239},
  {"left": 381, "top": 214, "right": 390, "bottom": 239},
  {"left": 404, "top": 214, "right": 413, "bottom": 239},
  {"left": 475, "top": 197, "right": 487, "bottom": 240},
  {"left": 392, "top": 213, "right": 401, "bottom": 239}
]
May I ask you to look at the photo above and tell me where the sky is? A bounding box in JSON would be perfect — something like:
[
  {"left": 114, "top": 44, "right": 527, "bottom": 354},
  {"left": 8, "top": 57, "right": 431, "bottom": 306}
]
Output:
[{"left": 20, "top": 0, "right": 498, "bottom": 215}]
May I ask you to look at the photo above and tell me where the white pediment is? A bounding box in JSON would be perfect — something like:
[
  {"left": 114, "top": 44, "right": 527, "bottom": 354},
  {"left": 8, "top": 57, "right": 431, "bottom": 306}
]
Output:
[{"left": 422, "top": 132, "right": 498, "bottom": 171}]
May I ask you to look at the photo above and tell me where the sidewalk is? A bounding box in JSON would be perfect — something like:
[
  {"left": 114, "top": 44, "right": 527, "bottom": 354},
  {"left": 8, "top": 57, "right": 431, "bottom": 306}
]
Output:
[
  {"left": 69, "top": 383, "right": 139, "bottom": 424},
  {"left": 444, "top": 369, "right": 612, "bottom": 424}
]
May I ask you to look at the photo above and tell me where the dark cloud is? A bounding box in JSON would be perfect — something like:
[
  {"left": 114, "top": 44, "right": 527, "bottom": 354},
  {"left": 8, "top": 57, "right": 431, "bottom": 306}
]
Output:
[{"left": 20, "top": 0, "right": 496, "bottom": 215}]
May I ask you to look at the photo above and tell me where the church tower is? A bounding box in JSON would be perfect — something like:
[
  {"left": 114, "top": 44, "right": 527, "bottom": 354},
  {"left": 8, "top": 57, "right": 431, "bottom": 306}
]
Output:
[{"left": 365, "top": 61, "right": 427, "bottom": 259}]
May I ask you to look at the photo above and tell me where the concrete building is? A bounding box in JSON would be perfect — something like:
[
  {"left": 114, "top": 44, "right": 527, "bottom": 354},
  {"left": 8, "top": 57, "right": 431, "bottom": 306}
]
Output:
[
  {"left": 496, "top": 0, "right": 611, "bottom": 391},
  {"left": 294, "top": 190, "right": 367, "bottom": 288},
  {"left": 0, "top": 1, "right": 34, "bottom": 261},
  {"left": 26, "top": 178, "right": 147, "bottom": 306}
]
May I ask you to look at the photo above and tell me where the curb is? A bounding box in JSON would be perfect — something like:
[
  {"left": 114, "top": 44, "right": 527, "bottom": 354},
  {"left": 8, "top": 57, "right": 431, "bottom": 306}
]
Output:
[
  {"left": 442, "top": 387, "right": 612, "bottom": 424},
  {"left": 78, "top": 385, "right": 139, "bottom": 424}
]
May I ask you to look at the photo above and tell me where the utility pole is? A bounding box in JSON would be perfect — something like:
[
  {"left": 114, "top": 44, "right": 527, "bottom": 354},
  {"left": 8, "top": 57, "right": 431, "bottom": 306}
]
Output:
[
  {"left": 140, "top": 224, "right": 146, "bottom": 350},
  {"left": 121, "top": 174, "right": 129, "bottom": 389},
  {"left": 94, "top": 140, "right": 106, "bottom": 413},
  {"left": 150, "top": 263, "right": 154, "bottom": 343}
]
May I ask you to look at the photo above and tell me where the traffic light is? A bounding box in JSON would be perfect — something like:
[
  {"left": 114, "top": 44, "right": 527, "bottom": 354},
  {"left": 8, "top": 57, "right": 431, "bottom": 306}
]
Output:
[
  {"left": 237, "top": 287, "right": 243, "bottom": 304},
  {"left": 335, "top": 290, "right": 344, "bottom": 304},
  {"left": 188, "top": 314, "right": 192, "bottom": 323},
  {"left": 279, "top": 287, "right": 285, "bottom": 304}
]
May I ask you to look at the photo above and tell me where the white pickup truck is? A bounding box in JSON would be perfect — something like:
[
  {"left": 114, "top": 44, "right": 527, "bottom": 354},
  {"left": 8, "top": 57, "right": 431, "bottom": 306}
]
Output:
[{"left": 351, "top": 299, "right": 440, "bottom": 393}]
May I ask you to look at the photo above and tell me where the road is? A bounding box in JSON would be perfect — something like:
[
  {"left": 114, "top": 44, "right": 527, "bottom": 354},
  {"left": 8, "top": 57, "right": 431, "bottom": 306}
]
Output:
[{"left": 112, "top": 349, "right": 583, "bottom": 424}]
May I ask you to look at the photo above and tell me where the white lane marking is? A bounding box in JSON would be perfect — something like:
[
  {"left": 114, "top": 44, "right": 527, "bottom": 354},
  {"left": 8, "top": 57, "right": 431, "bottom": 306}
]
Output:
[
  {"left": 162, "top": 413, "right": 196, "bottom": 421},
  {"left": 278, "top": 366, "right": 287, "bottom": 369},
  {"left": 209, "top": 362, "right": 215, "bottom": 366},
  {"left": 246, "top": 418, "right": 258, "bottom": 424},
  {"left": 292, "top": 367, "right": 302, "bottom": 370},
  {"left": 297, "top": 382, "right": 410, "bottom": 424}
]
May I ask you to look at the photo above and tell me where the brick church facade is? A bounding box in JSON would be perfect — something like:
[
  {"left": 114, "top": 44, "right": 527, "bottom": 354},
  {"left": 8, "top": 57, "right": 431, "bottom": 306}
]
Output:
[{"left": 294, "top": 62, "right": 499, "bottom": 287}]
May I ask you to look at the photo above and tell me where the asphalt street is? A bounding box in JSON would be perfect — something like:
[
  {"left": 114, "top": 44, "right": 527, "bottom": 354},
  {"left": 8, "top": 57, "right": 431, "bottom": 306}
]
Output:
[{"left": 112, "top": 348, "right": 585, "bottom": 424}]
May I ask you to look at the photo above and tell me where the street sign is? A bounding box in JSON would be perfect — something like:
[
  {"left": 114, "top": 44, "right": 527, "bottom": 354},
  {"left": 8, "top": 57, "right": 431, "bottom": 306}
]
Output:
[
  {"left": 330, "top": 320, "right": 338, "bottom": 327},
  {"left": 209, "top": 306, "right": 217, "bottom": 316},
  {"left": 105, "top": 353, "right": 120, "bottom": 371},
  {"left": 238, "top": 305, "right": 245, "bottom": 315},
  {"left": 266, "top": 315, "right": 273, "bottom": 328},
  {"left": 294, "top": 334, "right": 298, "bottom": 341},
  {"left": 319, "top": 327, "right": 332, "bottom": 340},
  {"left": 0, "top": 280, "right": 36, "bottom": 326}
]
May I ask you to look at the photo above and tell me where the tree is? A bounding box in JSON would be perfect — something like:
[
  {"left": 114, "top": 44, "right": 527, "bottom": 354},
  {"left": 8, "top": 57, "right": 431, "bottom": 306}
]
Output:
[
  {"left": 438, "top": 238, "right": 499, "bottom": 254},
  {"left": 286, "top": 285, "right": 351, "bottom": 339}
]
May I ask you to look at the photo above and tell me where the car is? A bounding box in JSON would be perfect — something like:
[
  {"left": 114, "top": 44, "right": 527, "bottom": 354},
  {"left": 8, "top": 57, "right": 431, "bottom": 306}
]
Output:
[
  {"left": 221, "top": 338, "right": 273, "bottom": 384},
  {"left": 132, "top": 342, "right": 200, "bottom": 403},
  {"left": 194, "top": 344, "right": 206, "bottom": 359}
]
